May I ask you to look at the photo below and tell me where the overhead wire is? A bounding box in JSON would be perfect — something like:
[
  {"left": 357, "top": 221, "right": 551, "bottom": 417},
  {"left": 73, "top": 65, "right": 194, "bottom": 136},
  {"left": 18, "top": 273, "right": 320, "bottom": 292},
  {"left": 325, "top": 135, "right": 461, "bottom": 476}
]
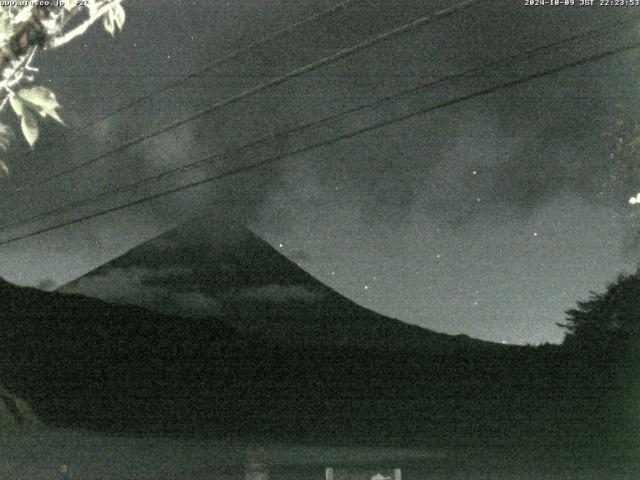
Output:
[
  {"left": 0, "top": 34, "right": 638, "bottom": 245},
  {"left": 0, "top": 0, "right": 488, "bottom": 206},
  {"left": 0, "top": 13, "right": 637, "bottom": 234},
  {"left": 6, "top": 0, "right": 362, "bottom": 165}
]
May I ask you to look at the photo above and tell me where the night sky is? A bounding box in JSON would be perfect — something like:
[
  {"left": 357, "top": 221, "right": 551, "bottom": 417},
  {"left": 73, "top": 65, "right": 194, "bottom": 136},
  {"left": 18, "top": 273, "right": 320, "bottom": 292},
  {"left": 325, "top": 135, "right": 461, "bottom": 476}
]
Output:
[{"left": 0, "top": 0, "right": 639, "bottom": 344}]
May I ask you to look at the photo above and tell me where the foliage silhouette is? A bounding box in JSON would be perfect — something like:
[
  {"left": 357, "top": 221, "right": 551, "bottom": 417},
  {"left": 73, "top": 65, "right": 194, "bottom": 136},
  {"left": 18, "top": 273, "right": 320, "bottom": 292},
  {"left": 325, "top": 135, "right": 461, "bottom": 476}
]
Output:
[
  {"left": 559, "top": 269, "right": 639, "bottom": 353},
  {"left": 557, "top": 269, "right": 640, "bottom": 452}
]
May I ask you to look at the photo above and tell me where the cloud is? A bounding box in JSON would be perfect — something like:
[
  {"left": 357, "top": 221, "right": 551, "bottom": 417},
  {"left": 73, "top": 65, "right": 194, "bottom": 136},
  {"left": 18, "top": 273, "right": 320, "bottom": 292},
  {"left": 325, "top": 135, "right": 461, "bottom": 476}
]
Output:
[
  {"left": 61, "top": 266, "right": 221, "bottom": 318},
  {"left": 236, "top": 283, "right": 326, "bottom": 304}
]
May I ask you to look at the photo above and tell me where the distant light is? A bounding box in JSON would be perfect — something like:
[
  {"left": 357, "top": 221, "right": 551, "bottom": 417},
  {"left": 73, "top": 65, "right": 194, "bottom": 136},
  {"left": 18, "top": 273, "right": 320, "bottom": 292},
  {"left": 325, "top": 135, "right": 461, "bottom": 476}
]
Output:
[
  {"left": 331, "top": 271, "right": 335, "bottom": 276},
  {"left": 436, "top": 254, "right": 441, "bottom": 259},
  {"left": 364, "top": 285, "right": 369, "bottom": 290},
  {"left": 472, "top": 170, "right": 477, "bottom": 175},
  {"left": 278, "top": 243, "right": 283, "bottom": 248},
  {"left": 533, "top": 232, "right": 538, "bottom": 237}
]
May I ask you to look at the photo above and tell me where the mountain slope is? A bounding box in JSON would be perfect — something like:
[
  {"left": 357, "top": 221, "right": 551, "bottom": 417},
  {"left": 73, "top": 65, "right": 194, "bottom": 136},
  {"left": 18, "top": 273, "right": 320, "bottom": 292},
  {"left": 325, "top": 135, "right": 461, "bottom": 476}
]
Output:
[
  {"left": 0, "top": 277, "right": 243, "bottom": 432},
  {"left": 0, "top": 275, "right": 525, "bottom": 441},
  {"left": 0, "top": 276, "right": 619, "bottom": 451},
  {"left": 63, "top": 224, "right": 500, "bottom": 354}
]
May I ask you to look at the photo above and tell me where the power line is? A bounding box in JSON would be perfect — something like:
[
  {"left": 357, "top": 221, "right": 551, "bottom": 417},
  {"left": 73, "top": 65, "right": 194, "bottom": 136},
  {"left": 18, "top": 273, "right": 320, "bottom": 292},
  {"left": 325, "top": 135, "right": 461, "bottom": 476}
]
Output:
[
  {"left": 1, "top": 38, "right": 637, "bottom": 246},
  {"left": 0, "top": 15, "right": 636, "bottom": 234},
  {"left": 0, "top": 0, "right": 487, "bottom": 206},
  {"left": 7, "top": 0, "right": 362, "bottom": 163}
]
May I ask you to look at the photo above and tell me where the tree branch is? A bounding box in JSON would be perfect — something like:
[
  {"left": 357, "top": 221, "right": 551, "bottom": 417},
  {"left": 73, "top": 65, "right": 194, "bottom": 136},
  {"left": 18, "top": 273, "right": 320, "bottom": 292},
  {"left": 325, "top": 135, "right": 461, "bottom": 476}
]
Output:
[
  {"left": 0, "top": 6, "right": 56, "bottom": 75},
  {"left": 0, "top": 1, "right": 123, "bottom": 80},
  {"left": 50, "top": 0, "right": 124, "bottom": 49}
]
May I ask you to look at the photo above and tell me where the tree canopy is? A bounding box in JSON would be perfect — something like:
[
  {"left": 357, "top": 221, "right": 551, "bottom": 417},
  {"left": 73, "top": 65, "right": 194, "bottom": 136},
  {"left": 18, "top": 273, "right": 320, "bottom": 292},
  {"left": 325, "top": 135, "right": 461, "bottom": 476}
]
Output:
[
  {"left": 0, "top": 1, "right": 125, "bottom": 174},
  {"left": 559, "top": 269, "right": 640, "bottom": 356}
]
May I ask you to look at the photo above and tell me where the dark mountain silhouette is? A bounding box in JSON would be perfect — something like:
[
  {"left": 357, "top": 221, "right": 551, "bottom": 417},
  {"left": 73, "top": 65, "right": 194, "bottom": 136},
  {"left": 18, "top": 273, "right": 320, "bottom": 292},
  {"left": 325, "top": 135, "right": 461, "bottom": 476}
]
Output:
[
  {"left": 63, "top": 225, "right": 502, "bottom": 354},
  {"left": 0, "top": 272, "right": 527, "bottom": 442},
  {"left": 0, "top": 254, "right": 633, "bottom": 455},
  {"left": 0, "top": 276, "right": 242, "bottom": 432}
]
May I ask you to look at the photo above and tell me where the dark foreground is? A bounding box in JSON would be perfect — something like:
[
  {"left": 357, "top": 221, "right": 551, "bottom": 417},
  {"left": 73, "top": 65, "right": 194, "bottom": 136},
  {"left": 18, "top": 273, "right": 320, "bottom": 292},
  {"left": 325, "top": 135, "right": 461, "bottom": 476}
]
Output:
[{"left": 1, "top": 428, "right": 638, "bottom": 480}]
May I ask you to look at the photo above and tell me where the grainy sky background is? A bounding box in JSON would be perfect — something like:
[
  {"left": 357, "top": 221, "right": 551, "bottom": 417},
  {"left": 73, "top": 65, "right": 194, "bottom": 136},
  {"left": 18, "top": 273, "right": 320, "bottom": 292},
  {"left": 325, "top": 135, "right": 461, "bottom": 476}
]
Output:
[{"left": 0, "top": 0, "right": 639, "bottom": 344}]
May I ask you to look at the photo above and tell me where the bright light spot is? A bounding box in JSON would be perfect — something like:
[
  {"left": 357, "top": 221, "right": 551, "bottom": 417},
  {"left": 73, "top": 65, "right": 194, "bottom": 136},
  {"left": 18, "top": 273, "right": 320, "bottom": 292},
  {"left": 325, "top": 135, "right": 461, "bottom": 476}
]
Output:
[
  {"left": 472, "top": 170, "right": 477, "bottom": 175},
  {"left": 278, "top": 243, "right": 283, "bottom": 248},
  {"left": 436, "top": 254, "right": 441, "bottom": 259},
  {"left": 533, "top": 232, "right": 538, "bottom": 237},
  {"left": 331, "top": 271, "right": 335, "bottom": 276},
  {"left": 364, "top": 285, "right": 369, "bottom": 290},
  {"left": 629, "top": 193, "right": 640, "bottom": 204}
]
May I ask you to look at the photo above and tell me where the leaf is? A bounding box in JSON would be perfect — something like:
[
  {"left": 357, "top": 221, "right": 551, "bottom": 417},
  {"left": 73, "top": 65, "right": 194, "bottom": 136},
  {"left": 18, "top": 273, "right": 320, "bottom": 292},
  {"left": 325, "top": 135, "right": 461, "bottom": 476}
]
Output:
[
  {"left": 9, "top": 94, "right": 26, "bottom": 119},
  {"left": 87, "top": 0, "right": 98, "bottom": 16},
  {"left": 17, "top": 87, "right": 64, "bottom": 125},
  {"left": 103, "top": 13, "right": 115, "bottom": 36},
  {"left": 18, "top": 86, "right": 59, "bottom": 113},
  {"left": 113, "top": 3, "right": 125, "bottom": 31},
  {"left": 46, "top": 108, "right": 64, "bottom": 125},
  {"left": 0, "top": 12, "right": 12, "bottom": 42},
  {"left": 20, "top": 109, "right": 38, "bottom": 147},
  {"left": 10, "top": 88, "right": 63, "bottom": 147},
  {"left": 13, "top": 7, "right": 32, "bottom": 24}
]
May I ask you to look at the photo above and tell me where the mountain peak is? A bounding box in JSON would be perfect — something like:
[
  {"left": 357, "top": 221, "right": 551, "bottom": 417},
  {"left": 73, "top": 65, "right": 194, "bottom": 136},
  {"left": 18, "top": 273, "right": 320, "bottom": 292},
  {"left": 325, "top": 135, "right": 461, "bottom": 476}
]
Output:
[{"left": 62, "top": 224, "right": 497, "bottom": 353}]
